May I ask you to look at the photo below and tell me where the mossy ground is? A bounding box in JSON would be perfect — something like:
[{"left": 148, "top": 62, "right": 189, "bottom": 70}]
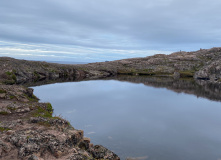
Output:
[
  {"left": 0, "top": 111, "right": 9, "bottom": 115},
  {"left": 0, "top": 89, "right": 6, "bottom": 93},
  {"left": 4, "top": 70, "right": 17, "bottom": 85},
  {"left": 0, "top": 127, "right": 10, "bottom": 132},
  {"left": 33, "top": 103, "right": 53, "bottom": 118},
  {"left": 179, "top": 70, "right": 195, "bottom": 78}
]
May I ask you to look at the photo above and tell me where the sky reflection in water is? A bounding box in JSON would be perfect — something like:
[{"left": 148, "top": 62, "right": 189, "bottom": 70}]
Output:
[{"left": 32, "top": 80, "right": 221, "bottom": 160}]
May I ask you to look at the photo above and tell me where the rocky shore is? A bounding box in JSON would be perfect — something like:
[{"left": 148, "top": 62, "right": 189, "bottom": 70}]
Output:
[
  {"left": 80, "top": 47, "right": 221, "bottom": 82},
  {"left": 0, "top": 47, "right": 221, "bottom": 159},
  {"left": 0, "top": 85, "right": 119, "bottom": 160},
  {"left": 1, "top": 47, "right": 221, "bottom": 85}
]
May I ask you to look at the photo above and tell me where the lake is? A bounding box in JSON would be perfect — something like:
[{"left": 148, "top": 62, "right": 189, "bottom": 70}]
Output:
[{"left": 32, "top": 76, "right": 221, "bottom": 160}]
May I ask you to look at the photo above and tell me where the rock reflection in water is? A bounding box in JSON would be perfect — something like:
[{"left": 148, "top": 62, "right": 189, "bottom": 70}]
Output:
[
  {"left": 32, "top": 76, "right": 221, "bottom": 160},
  {"left": 111, "top": 75, "right": 221, "bottom": 102}
]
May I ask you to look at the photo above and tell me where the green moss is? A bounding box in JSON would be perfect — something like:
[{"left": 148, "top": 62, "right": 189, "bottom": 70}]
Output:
[
  {"left": 50, "top": 69, "right": 56, "bottom": 73},
  {"left": 33, "top": 105, "right": 53, "bottom": 118},
  {"left": 0, "top": 127, "right": 10, "bottom": 132},
  {"left": 9, "top": 95, "right": 15, "bottom": 99},
  {"left": 136, "top": 69, "right": 153, "bottom": 75},
  {"left": 117, "top": 70, "right": 135, "bottom": 75},
  {"left": 218, "top": 79, "right": 221, "bottom": 82},
  {"left": 33, "top": 71, "right": 40, "bottom": 80},
  {"left": 3, "top": 80, "right": 16, "bottom": 85},
  {"left": 5, "top": 71, "right": 12, "bottom": 76},
  {"left": 0, "top": 111, "right": 9, "bottom": 115},
  {"left": 27, "top": 95, "right": 38, "bottom": 102},
  {"left": 7, "top": 107, "right": 16, "bottom": 111},
  {"left": 24, "top": 93, "right": 38, "bottom": 102},
  {"left": 117, "top": 68, "right": 173, "bottom": 76},
  {"left": 47, "top": 103, "right": 53, "bottom": 111},
  {"left": 12, "top": 74, "right": 16, "bottom": 81},
  {"left": 37, "top": 121, "right": 51, "bottom": 127},
  {"left": 179, "top": 70, "right": 195, "bottom": 78},
  {"left": 5, "top": 71, "right": 17, "bottom": 82},
  {"left": 0, "top": 89, "right": 6, "bottom": 93},
  {"left": 32, "top": 104, "right": 73, "bottom": 128}
]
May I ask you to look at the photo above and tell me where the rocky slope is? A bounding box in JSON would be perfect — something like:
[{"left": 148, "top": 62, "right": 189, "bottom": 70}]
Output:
[
  {"left": 0, "top": 57, "right": 113, "bottom": 85},
  {"left": 0, "top": 85, "right": 119, "bottom": 160},
  {"left": 80, "top": 47, "right": 221, "bottom": 82},
  {"left": 0, "top": 47, "right": 221, "bottom": 85}
]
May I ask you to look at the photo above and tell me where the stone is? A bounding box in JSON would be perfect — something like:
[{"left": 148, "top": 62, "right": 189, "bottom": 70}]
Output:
[
  {"left": 90, "top": 145, "right": 120, "bottom": 160},
  {"left": 0, "top": 93, "right": 6, "bottom": 98},
  {"left": 173, "top": 71, "right": 180, "bottom": 79},
  {"left": 54, "top": 150, "right": 63, "bottom": 158}
]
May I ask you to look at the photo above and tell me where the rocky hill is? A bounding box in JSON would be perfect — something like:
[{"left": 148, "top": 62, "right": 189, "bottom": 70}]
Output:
[
  {"left": 1, "top": 47, "right": 221, "bottom": 85},
  {"left": 81, "top": 47, "right": 221, "bottom": 82}
]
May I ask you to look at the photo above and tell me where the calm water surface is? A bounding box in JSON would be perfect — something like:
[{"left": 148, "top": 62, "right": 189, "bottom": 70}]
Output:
[{"left": 32, "top": 79, "right": 221, "bottom": 160}]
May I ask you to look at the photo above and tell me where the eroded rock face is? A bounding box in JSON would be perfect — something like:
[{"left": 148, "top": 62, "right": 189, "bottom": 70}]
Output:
[{"left": 195, "top": 59, "right": 221, "bottom": 81}]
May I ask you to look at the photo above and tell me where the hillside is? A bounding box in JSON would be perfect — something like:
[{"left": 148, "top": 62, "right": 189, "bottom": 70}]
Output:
[{"left": 0, "top": 47, "right": 221, "bottom": 85}]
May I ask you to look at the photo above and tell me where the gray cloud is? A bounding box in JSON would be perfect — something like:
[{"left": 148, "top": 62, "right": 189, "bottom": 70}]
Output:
[{"left": 0, "top": 0, "right": 221, "bottom": 61}]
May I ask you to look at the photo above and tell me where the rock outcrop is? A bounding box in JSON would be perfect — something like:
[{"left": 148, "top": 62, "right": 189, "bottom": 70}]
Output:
[
  {"left": 0, "top": 47, "right": 221, "bottom": 85},
  {"left": 80, "top": 47, "right": 221, "bottom": 83},
  {"left": 0, "top": 57, "right": 113, "bottom": 85},
  {"left": 0, "top": 85, "right": 119, "bottom": 160}
]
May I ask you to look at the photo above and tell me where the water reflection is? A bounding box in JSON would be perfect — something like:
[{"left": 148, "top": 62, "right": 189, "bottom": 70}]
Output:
[
  {"left": 32, "top": 76, "right": 221, "bottom": 160},
  {"left": 112, "top": 76, "right": 221, "bottom": 102},
  {"left": 29, "top": 76, "right": 221, "bottom": 102}
]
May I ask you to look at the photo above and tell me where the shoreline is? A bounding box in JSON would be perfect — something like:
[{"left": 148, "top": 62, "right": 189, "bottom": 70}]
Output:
[
  {"left": 0, "top": 47, "right": 221, "bottom": 159},
  {"left": 0, "top": 84, "right": 120, "bottom": 159}
]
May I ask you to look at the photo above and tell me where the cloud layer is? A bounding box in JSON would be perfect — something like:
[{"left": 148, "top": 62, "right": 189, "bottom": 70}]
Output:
[{"left": 0, "top": 0, "right": 220, "bottom": 61}]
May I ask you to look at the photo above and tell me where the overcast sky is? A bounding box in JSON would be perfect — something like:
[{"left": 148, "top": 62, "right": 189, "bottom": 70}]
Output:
[{"left": 0, "top": 0, "right": 220, "bottom": 62}]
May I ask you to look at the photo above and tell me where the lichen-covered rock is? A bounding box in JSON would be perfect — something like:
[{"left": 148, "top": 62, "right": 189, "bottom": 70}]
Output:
[
  {"left": 66, "top": 153, "right": 88, "bottom": 160},
  {"left": 0, "top": 140, "right": 11, "bottom": 156},
  {"left": 89, "top": 145, "right": 120, "bottom": 160},
  {"left": 195, "top": 59, "right": 221, "bottom": 81},
  {"left": 1, "top": 122, "right": 119, "bottom": 159}
]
